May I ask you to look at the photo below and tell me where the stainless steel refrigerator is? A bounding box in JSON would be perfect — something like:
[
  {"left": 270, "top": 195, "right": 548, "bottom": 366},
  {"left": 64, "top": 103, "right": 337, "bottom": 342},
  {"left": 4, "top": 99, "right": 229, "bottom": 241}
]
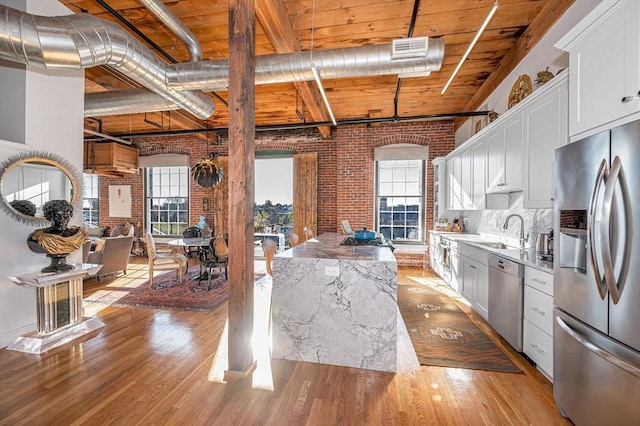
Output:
[{"left": 553, "top": 118, "right": 640, "bottom": 425}]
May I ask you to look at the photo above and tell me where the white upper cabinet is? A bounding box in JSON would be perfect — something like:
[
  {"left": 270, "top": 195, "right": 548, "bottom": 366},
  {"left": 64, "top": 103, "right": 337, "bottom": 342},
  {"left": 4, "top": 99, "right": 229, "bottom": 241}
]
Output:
[
  {"left": 446, "top": 144, "right": 484, "bottom": 211},
  {"left": 432, "top": 157, "right": 447, "bottom": 226},
  {"left": 471, "top": 139, "right": 486, "bottom": 209},
  {"left": 486, "top": 112, "right": 523, "bottom": 193},
  {"left": 523, "top": 72, "right": 568, "bottom": 208},
  {"left": 447, "top": 155, "right": 462, "bottom": 210},
  {"left": 556, "top": 0, "right": 640, "bottom": 138},
  {"left": 460, "top": 148, "right": 473, "bottom": 209}
]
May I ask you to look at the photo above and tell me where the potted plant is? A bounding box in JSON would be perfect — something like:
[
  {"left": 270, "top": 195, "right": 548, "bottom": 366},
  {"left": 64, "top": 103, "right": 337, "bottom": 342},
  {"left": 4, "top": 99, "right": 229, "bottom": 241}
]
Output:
[{"left": 254, "top": 210, "right": 271, "bottom": 233}]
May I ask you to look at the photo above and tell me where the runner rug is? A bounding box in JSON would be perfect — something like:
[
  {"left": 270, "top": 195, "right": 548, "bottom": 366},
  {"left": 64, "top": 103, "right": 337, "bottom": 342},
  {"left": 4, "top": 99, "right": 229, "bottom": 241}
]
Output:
[
  {"left": 84, "top": 266, "right": 231, "bottom": 311},
  {"left": 398, "top": 284, "right": 522, "bottom": 373}
]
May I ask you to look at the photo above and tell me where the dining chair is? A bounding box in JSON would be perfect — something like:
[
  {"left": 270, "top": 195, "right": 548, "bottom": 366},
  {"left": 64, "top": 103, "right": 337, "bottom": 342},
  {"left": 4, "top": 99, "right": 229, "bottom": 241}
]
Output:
[
  {"left": 288, "top": 231, "right": 300, "bottom": 248},
  {"left": 144, "top": 233, "right": 187, "bottom": 289},
  {"left": 262, "top": 238, "right": 277, "bottom": 276},
  {"left": 199, "top": 236, "right": 229, "bottom": 289},
  {"left": 303, "top": 226, "right": 313, "bottom": 241},
  {"left": 182, "top": 226, "right": 202, "bottom": 261},
  {"left": 341, "top": 219, "right": 353, "bottom": 235}
]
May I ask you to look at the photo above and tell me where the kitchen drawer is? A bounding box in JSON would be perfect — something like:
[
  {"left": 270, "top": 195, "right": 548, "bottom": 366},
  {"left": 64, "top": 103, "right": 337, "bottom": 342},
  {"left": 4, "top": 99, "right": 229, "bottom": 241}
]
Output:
[
  {"left": 459, "top": 243, "right": 488, "bottom": 265},
  {"left": 524, "top": 266, "right": 553, "bottom": 296},
  {"left": 523, "top": 319, "right": 553, "bottom": 380},
  {"left": 524, "top": 285, "right": 554, "bottom": 335}
]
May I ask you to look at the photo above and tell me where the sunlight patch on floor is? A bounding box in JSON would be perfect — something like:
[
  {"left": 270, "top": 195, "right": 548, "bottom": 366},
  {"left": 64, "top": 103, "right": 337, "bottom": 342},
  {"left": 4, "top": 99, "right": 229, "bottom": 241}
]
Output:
[{"left": 207, "top": 275, "right": 274, "bottom": 391}]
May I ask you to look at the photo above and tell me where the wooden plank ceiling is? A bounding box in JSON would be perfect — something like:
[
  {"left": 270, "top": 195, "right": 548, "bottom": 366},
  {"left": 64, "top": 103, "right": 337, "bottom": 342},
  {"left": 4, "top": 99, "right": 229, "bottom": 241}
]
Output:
[{"left": 58, "top": 0, "right": 572, "bottom": 138}]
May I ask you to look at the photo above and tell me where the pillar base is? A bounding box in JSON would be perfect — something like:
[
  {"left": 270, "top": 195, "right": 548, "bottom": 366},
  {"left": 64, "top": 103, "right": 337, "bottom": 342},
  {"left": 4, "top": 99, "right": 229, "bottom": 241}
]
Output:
[
  {"left": 223, "top": 360, "right": 257, "bottom": 382},
  {"left": 7, "top": 317, "right": 105, "bottom": 354}
]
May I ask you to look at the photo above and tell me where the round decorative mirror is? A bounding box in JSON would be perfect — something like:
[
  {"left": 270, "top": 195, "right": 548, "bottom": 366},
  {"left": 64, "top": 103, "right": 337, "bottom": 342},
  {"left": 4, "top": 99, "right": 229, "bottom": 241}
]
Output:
[{"left": 0, "top": 151, "right": 80, "bottom": 226}]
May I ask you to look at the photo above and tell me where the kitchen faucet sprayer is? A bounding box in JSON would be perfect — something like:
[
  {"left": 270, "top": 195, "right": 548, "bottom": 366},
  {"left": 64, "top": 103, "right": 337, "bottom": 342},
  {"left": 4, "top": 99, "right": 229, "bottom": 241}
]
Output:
[{"left": 503, "top": 214, "right": 529, "bottom": 251}]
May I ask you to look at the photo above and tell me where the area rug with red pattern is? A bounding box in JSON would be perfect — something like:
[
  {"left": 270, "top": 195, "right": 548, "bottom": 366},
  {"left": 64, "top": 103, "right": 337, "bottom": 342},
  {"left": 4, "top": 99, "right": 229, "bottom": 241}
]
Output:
[
  {"left": 84, "top": 267, "right": 235, "bottom": 311},
  {"left": 398, "top": 283, "right": 522, "bottom": 373}
]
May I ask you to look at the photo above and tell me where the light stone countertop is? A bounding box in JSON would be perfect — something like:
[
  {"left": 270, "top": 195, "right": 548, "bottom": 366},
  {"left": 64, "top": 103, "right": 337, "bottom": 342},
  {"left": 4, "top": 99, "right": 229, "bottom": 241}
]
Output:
[
  {"left": 276, "top": 232, "right": 396, "bottom": 262},
  {"left": 271, "top": 232, "right": 398, "bottom": 372},
  {"left": 429, "top": 230, "right": 553, "bottom": 273}
]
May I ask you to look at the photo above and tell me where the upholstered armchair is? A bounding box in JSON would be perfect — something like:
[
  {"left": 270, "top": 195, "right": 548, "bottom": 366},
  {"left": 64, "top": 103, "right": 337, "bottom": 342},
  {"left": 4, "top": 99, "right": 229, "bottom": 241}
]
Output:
[{"left": 86, "top": 236, "right": 134, "bottom": 281}]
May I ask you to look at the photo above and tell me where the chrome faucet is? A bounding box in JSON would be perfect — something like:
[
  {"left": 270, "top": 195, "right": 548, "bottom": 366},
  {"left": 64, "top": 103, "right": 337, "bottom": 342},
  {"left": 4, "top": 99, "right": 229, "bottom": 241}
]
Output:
[{"left": 503, "top": 214, "right": 529, "bottom": 251}]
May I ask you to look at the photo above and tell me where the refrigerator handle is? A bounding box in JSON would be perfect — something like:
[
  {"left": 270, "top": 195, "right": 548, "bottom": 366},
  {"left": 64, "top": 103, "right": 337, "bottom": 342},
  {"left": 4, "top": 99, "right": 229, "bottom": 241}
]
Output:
[
  {"left": 556, "top": 316, "right": 640, "bottom": 378},
  {"left": 601, "top": 156, "right": 624, "bottom": 304},
  {"left": 588, "top": 159, "right": 608, "bottom": 300}
]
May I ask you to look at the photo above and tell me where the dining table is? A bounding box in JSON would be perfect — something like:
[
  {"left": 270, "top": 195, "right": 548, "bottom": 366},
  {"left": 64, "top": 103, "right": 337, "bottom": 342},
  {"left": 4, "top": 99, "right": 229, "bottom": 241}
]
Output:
[{"left": 167, "top": 237, "right": 212, "bottom": 278}]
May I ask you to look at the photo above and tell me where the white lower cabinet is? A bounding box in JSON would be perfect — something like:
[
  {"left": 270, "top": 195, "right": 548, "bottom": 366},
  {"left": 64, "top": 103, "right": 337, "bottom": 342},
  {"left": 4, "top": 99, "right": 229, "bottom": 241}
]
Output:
[
  {"left": 523, "top": 266, "right": 554, "bottom": 380},
  {"left": 449, "top": 240, "right": 461, "bottom": 293},
  {"left": 459, "top": 243, "right": 489, "bottom": 320},
  {"left": 523, "top": 319, "right": 554, "bottom": 379}
]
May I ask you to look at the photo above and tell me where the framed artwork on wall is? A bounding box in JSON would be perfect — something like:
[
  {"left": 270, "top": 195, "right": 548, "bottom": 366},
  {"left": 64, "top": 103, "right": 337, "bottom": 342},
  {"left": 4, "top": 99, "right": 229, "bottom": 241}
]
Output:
[{"left": 108, "top": 185, "right": 132, "bottom": 218}]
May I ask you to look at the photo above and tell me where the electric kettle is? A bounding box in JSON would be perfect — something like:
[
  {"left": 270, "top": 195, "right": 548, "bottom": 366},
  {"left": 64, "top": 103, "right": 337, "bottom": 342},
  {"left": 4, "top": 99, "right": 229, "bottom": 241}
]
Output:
[{"left": 536, "top": 231, "right": 553, "bottom": 260}]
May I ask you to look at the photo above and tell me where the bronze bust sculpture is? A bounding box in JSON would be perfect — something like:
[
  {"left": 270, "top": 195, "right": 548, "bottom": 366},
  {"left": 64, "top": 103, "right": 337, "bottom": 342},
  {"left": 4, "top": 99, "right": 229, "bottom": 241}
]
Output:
[{"left": 27, "top": 200, "right": 88, "bottom": 272}]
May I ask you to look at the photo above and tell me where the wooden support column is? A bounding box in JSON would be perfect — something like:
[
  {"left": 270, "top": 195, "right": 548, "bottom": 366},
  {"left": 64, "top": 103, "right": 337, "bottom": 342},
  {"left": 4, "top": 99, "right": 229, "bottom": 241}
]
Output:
[{"left": 225, "top": 0, "right": 256, "bottom": 380}]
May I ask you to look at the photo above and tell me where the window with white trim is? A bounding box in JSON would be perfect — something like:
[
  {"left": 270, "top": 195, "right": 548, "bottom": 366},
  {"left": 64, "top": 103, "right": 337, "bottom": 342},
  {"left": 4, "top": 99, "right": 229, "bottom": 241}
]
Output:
[
  {"left": 82, "top": 173, "right": 99, "bottom": 227},
  {"left": 375, "top": 159, "right": 425, "bottom": 242},
  {"left": 145, "top": 166, "right": 189, "bottom": 236}
]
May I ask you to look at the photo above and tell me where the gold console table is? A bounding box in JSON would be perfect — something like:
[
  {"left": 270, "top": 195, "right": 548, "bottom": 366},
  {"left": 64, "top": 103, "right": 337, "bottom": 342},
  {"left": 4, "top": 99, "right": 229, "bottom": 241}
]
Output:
[{"left": 7, "top": 263, "right": 105, "bottom": 354}]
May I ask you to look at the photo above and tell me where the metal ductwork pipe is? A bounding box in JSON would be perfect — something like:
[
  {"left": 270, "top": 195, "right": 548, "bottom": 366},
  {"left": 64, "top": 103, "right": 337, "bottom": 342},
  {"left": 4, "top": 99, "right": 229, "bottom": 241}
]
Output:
[
  {"left": 84, "top": 89, "right": 179, "bottom": 116},
  {"left": 166, "top": 39, "right": 445, "bottom": 91},
  {"left": 0, "top": 5, "right": 214, "bottom": 119},
  {"left": 138, "top": 0, "right": 202, "bottom": 62}
]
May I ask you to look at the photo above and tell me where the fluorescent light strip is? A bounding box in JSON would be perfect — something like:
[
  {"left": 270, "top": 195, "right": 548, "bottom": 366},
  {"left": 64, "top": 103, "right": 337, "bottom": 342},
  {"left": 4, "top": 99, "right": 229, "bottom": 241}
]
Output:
[
  {"left": 311, "top": 66, "right": 338, "bottom": 126},
  {"left": 84, "top": 129, "right": 133, "bottom": 145},
  {"left": 441, "top": 0, "right": 499, "bottom": 95}
]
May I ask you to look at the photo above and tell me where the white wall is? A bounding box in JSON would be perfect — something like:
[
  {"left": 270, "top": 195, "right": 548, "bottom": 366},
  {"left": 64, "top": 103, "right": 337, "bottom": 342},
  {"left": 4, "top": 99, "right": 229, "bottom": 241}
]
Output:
[
  {"left": 455, "top": 0, "right": 602, "bottom": 147},
  {"left": 0, "top": 0, "right": 84, "bottom": 348}
]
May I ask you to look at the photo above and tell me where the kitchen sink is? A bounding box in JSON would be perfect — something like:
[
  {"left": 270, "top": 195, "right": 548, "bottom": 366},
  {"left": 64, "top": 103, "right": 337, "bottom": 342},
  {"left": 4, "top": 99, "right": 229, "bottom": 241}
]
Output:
[{"left": 476, "top": 242, "right": 510, "bottom": 249}]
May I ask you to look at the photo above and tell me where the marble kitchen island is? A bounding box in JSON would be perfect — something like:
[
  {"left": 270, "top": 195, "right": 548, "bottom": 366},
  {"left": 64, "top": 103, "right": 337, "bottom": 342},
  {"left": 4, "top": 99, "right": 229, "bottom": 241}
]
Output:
[{"left": 271, "top": 233, "right": 398, "bottom": 372}]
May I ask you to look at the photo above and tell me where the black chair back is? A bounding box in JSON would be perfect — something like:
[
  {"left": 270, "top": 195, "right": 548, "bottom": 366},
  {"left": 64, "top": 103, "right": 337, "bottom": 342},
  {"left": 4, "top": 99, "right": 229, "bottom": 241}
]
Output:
[{"left": 183, "top": 227, "right": 201, "bottom": 239}]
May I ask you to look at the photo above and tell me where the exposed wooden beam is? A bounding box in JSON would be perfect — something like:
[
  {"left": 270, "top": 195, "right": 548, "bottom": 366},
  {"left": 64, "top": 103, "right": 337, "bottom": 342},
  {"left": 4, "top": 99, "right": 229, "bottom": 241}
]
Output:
[
  {"left": 454, "top": 0, "right": 575, "bottom": 130},
  {"left": 225, "top": 0, "right": 257, "bottom": 380},
  {"left": 256, "top": 0, "right": 332, "bottom": 138}
]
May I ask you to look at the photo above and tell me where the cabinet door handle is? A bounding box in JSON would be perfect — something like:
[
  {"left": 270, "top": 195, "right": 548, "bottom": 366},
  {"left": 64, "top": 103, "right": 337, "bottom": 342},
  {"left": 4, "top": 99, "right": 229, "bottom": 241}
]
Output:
[
  {"left": 621, "top": 95, "right": 639, "bottom": 103},
  {"left": 530, "top": 306, "right": 546, "bottom": 316},
  {"left": 469, "top": 264, "right": 476, "bottom": 269},
  {"left": 532, "top": 277, "right": 547, "bottom": 285},
  {"left": 529, "top": 342, "right": 547, "bottom": 355}
]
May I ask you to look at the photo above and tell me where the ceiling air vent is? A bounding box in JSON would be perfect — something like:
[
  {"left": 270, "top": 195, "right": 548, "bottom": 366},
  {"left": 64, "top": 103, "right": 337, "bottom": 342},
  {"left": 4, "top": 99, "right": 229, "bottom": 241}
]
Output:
[{"left": 391, "top": 37, "right": 429, "bottom": 58}]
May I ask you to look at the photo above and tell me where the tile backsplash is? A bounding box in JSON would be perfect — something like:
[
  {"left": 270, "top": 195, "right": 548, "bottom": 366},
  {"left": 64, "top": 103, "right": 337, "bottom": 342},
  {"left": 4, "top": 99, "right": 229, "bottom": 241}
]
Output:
[{"left": 460, "top": 192, "right": 553, "bottom": 248}]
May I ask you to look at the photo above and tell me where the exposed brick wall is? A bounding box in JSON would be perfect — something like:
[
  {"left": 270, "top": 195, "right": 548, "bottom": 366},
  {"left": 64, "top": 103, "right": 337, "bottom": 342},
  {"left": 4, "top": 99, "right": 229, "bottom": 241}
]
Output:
[{"left": 92, "top": 121, "right": 455, "bottom": 260}]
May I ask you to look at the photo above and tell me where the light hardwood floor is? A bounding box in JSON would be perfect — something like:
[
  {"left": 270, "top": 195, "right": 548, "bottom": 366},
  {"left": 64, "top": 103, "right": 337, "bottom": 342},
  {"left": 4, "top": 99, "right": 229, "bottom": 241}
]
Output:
[{"left": 0, "top": 260, "right": 570, "bottom": 425}]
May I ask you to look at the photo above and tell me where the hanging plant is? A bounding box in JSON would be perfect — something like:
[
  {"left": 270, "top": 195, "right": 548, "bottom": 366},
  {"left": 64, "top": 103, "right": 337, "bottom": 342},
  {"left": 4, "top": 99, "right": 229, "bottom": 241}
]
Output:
[{"left": 191, "top": 153, "right": 223, "bottom": 188}]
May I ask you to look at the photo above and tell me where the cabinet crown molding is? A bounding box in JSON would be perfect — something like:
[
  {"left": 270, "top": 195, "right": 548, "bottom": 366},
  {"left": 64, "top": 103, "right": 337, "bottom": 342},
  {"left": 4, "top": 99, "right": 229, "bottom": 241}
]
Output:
[
  {"left": 555, "top": 0, "right": 627, "bottom": 51},
  {"left": 449, "top": 70, "right": 568, "bottom": 158}
]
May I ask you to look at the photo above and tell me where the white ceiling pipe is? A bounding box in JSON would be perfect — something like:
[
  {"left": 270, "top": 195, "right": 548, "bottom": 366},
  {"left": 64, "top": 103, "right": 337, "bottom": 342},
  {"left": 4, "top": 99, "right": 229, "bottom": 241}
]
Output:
[
  {"left": 138, "top": 0, "right": 202, "bottom": 62},
  {"left": 0, "top": 5, "right": 214, "bottom": 119},
  {"left": 166, "top": 38, "right": 445, "bottom": 91},
  {"left": 84, "top": 89, "right": 180, "bottom": 117}
]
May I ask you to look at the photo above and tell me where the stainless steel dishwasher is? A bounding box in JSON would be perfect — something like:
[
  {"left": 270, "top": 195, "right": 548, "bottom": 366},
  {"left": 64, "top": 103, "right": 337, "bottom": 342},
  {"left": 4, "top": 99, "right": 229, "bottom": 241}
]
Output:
[{"left": 488, "top": 253, "right": 524, "bottom": 351}]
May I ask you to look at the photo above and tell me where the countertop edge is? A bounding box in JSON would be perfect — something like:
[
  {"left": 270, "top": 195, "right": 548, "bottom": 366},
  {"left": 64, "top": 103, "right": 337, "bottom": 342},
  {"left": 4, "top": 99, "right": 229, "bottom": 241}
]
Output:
[{"left": 429, "top": 231, "right": 554, "bottom": 273}]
